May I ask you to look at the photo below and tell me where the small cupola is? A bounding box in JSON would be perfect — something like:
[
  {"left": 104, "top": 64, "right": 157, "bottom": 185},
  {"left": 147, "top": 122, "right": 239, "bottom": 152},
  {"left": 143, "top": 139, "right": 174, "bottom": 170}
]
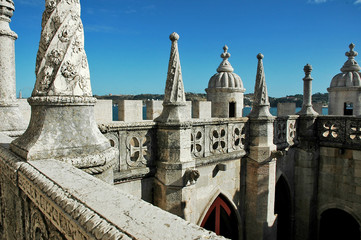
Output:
[
  {"left": 207, "top": 45, "right": 245, "bottom": 90},
  {"left": 206, "top": 46, "right": 245, "bottom": 118},
  {"left": 328, "top": 43, "right": 361, "bottom": 115}
]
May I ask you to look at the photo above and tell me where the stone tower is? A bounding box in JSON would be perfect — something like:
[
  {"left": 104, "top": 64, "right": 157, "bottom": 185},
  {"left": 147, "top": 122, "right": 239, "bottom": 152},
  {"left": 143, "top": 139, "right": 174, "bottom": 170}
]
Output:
[
  {"left": 10, "top": 0, "right": 117, "bottom": 182},
  {"left": 206, "top": 46, "right": 245, "bottom": 118},
  {"left": 328, "top": 43, "right": 361, "bottom": 115}
]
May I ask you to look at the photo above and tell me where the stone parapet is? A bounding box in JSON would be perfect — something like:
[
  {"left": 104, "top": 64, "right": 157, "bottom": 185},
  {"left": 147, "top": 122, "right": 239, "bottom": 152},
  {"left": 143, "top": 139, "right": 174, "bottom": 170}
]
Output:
[
  {"left": 146, "top": 100, "right": 163, "bottom": 120},
  {"left": 277, "top": 102, "right": 296, "bottom": 116},
  {"left": 317, "top": 115, "right": 361, "bottom": 150},
  {"left": 274, "top": 115, "right": 299, "bottom": 150},
  {"left": 192, "top": 101, "right": 211, "bottom": 119},
  {"left": 118, "top": 100, "right": 143, "bottom": 122},
  {"left": 0, "top": 145, "right": 224, "bottom": 240}
]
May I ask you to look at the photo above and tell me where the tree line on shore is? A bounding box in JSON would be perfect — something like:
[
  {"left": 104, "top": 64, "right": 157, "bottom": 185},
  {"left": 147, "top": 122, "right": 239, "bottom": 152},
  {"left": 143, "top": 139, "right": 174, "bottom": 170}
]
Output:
[{"left": 95, "top": 92, "right": 329, "bottom": 107}]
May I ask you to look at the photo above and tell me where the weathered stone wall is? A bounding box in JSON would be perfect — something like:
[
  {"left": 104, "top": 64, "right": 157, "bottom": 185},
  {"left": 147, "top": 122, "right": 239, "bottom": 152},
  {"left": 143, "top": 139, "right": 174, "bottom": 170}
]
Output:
[
  {"left": 195, "top": 159, "right": 242, "bottom": 226},
  {"left": 317, "top": 147, "right": 361, "bottom": 227}
]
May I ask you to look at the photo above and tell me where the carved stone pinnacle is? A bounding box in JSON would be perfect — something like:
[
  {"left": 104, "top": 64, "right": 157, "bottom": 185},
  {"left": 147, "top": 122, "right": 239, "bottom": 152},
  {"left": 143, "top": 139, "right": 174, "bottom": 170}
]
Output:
[
  {"left": 221, "top": 45, "right": 231, "bottom": 59},
  {"left": 169, "top": 32, "right": 179, "bottom": 42},
  {"left": 303, "top": 64, "right": 313, "bottom": 80},
  {"left": 0, "top": 0, "right": 15, "bottom": 19},
  {"left": 304, "top": 64, "right": 312, "bottom": 73},
  {"left": 257, "top": 53, "right": 264, "bottom": 60},
  {"left": 346, "top": 43, "right": 358, "bottom": 59}
]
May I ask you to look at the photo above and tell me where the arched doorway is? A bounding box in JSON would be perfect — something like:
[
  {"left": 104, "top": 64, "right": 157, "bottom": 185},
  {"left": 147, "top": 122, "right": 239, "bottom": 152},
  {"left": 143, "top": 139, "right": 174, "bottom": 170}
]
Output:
[
  {"left": 319, "top": 208, "right": 360, "bottom": 240},
  {"left": 275, "top": 175, "right": 292, "bottom": 240},
  {"left": 201, "top": 195, "right": 239, "bottom": 240}
]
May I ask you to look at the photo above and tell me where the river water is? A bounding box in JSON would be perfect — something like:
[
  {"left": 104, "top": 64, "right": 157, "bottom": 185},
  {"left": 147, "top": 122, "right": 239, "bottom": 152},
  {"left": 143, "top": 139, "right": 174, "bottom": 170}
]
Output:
[{"left": 112, "top": 106, "right": 328, "bottom": 121}]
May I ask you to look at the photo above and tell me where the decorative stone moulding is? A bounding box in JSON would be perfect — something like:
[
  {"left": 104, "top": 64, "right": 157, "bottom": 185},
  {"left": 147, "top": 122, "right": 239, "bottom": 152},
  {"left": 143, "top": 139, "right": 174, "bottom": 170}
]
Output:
[{"left": 10, "top": 0, "right": 117, "bottom": 182}]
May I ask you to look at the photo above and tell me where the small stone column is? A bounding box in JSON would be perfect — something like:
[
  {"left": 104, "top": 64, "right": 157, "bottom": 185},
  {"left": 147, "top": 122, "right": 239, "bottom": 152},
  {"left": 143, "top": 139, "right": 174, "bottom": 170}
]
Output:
[
  {"left": 297, "top": 64, "right": 318, "bottom": 116},
  {"left": 0, "top": 0, "right": 25, "bottom": 132},
  {"left": 154, "top": 33, "right": 198, "bottom": 223},
  {"left": 294, "top": 64, "right": 319, "bottom": 239},
  {"left": 245, "top": 54, "right": 277, "bottom": 240},
  {"left": 10, "top": 0, "right": 117, "bottom": 183}
]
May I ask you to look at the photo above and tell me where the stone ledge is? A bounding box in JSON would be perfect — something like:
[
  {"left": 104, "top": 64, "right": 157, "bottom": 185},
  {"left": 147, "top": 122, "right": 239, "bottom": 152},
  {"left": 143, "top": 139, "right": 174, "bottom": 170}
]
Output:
[
  {"left": 0, "top": 149, "right": 224, "bottom": 240},
  {"left": 195, "top": 150, "right": 246, "bottom": 167}
]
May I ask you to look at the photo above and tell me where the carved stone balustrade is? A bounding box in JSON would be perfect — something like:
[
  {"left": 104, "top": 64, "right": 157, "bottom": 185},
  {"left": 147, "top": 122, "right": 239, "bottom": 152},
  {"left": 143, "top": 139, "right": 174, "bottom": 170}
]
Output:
[
  {"left": 190, "top": 118, "right": 248, "bottom": 165},
  {"left": 99, "top": 121, "right": 157, "bottom": 182},
  {"left": 99, "top": 118, "right": 249, "bottom": 181},
  {"left": 317, "top": 116, "right": 361, "bottom": 150},
  {"left": 274, "top": 115, "right": 299, "bottom": 150}
]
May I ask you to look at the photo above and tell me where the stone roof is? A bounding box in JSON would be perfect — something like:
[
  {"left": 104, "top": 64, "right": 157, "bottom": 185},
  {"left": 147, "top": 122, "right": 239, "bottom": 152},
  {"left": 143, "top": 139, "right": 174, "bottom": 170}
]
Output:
[
  {"left": 330, "top": 43, "right": 361, "bottom": 88},
  {"left": 207, "top": 46, "right": 245, "bottom": 92}
]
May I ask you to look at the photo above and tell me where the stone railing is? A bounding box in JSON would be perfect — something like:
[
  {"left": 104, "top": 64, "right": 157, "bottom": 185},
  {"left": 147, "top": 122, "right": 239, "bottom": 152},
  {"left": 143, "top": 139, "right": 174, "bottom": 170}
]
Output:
[
  {"left": 274, "top": 115, "right": 298, "bottom": 150},
  {"left": 190, "top": 118, "right": 248, "bottom": 164},
  {"left": 100, "top": 118, "right": 249, "bottom": 176},
  {"left": 99, "top": 121, "right": 157, "bottom": 182},
  {"left": 0, "top": 145, "right": 224, "bottom": 240},
  {"left": 317, "top": 116, "right": 361, "bottom": 150}
]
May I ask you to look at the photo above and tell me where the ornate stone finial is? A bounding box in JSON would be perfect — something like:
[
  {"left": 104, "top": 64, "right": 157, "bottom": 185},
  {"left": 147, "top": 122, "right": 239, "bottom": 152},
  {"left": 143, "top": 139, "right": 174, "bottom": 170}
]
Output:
[
  {"left": 341, "top": 43, "right": 361, "bottom": 72},
  {"left": 297, "top": 64, "right": 318, "bottom": 116},
  {"left": 221, "top": 45, "right": 231, "bottom": 59},
  {"left": 169, "top": 32, "right": 179, "bottom": 41},
  {"left": 303, "top": 64, "right": 313, "bottom": 81},
  {"left": 346, "top": 43, "right": 357, "bottom": 59},
  {"left": 32, "top": 0, "right": 91, "bottom": 97},
  {"left": 163, "top": 32, "right": 186, "bottom": 105},
  {"left": 249, "top": 53, "right": 272, "bottom": 118},
  {"left": 0, "top": 0, "right": 15, "bottom": 20},
  {"left": 217, "top": 45, "right": 234, "bottom": 73}
]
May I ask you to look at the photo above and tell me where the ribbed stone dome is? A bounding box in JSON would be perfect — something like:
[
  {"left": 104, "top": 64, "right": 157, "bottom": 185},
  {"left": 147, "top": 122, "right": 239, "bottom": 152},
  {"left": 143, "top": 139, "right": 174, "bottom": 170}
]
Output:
[
  {"left": 207, "top": 46, "right": 245, "bottom": 91},
  {"left": 330, "top": 72, "right": 361, "bottom": 87},
  {"left": 330, "top": 43, "right": 361, "bottom": 88},
  {"left": 208, "top": 72, "right": 244, "bottom": 89}
]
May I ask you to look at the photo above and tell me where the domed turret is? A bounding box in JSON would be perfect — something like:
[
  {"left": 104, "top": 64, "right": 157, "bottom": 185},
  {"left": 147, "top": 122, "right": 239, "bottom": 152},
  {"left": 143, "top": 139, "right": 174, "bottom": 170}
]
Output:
[
  {"left": 328, "top": 43, "right": 361, "bottom": 115},
  {"left": 206, "top": 46, "right": 245, "bottom": 118}
]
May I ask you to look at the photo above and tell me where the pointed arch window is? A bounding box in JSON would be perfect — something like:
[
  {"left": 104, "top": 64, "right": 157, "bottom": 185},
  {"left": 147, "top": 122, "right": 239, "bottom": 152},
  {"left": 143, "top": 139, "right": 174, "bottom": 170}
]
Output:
[{"left": 201, "top": 195, "right": 239, "bottom": 240}]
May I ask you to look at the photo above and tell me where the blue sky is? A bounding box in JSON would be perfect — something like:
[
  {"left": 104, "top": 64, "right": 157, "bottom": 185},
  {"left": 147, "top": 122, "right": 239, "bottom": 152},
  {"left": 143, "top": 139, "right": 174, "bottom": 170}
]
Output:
[{"left": 11, "top": 0, "right": 361, "bottom": 98}]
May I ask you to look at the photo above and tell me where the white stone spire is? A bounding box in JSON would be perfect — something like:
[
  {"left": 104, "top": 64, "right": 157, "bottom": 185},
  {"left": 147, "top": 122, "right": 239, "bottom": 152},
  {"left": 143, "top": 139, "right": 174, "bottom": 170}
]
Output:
[
  {"left": 156, "top": 32, "right": 188, "bottom": 122},
  {"left": 163, "top": 32, "right": 186, "bottom": 105},
  {"left": 33, "top": 0, "right": 91, "bottom": 97},
  {"left": 10, "top": 0, "right": 117, "bottom": 183},
  {"left": 249, "top": 53, "right": 272, "bottom": 117}
]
